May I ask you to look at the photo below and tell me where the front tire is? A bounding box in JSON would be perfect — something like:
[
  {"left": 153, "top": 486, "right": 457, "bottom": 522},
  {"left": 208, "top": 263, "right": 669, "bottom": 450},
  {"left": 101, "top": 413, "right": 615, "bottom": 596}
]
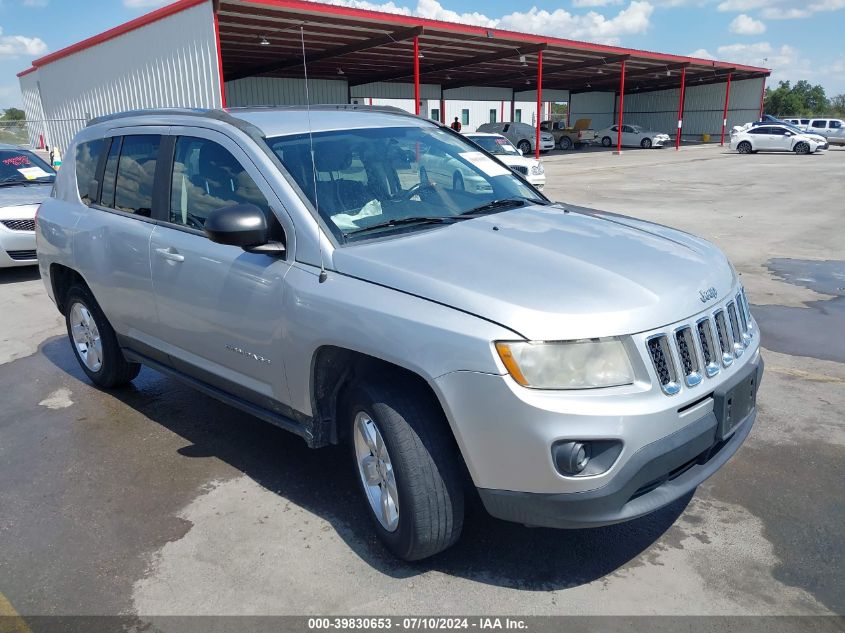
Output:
[
  {"left": 794, "top": 141, "right": 810, "bottom": 155},
  {"left": 737, "top": 141, "right": 752, "bottom": 154},
  {"left": 559, "top": 136, "right": 573, "bottom": 150},
  {"left": 601, "top": 136, "right": 612, "bottom": 147},
  {"left": 517, "top": 140, "right": 531, "bottom": 154},
  {"left": 345, "top": 376, "right": 464, "bottom": 561},
  {"left": 640, "top": 138, "right": 652, "bottom": 149},
  {"left": 65, "top": 285, "right": 141, "bottom": 388}
]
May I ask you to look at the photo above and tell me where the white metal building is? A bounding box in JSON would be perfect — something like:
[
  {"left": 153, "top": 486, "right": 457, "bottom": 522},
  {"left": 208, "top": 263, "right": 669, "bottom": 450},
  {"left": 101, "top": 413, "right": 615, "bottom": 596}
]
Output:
[{"left": 18, "top": 0, "right": 770, "bottom": 154}]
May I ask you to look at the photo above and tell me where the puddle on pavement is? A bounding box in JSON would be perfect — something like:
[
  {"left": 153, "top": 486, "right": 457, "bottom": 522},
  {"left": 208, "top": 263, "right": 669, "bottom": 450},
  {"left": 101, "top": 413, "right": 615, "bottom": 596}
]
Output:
[{"left": 751, "top": 259, "right": 845, "bottom": 364}]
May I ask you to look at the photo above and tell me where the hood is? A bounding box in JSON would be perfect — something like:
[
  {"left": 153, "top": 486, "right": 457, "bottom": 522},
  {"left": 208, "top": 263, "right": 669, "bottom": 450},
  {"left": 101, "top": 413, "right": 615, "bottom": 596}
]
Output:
[
  {"left": 573, "top": 118, "right": 592, "bottom": 131},
  {"left": 332, "top": 205, "right": 736, "bottom": 340},
  {"left": 497, "top": 154, "right": 537, "bottom": 168},
  {"left": 0, "top": 183, "right": 52, "bottom": 208}
]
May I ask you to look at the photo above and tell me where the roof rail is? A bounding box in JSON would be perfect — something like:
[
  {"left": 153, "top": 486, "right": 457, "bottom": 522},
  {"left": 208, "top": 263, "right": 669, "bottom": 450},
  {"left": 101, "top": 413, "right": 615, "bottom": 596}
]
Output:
[{"left": 86, "top": 107, "right": 232, "bottom": 127}]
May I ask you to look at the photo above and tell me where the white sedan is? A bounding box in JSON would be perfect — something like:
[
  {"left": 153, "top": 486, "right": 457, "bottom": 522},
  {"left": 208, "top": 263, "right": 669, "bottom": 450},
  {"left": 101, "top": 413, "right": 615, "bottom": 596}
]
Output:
[
  {"left": 463, "top": 133, "right": 545, "bottom": 190},
  {"left": 597, "top": 124, "right": 671, "bottom": 149},
  {"left": 730, "top": 124, "right": 825, "bottom": 155}
]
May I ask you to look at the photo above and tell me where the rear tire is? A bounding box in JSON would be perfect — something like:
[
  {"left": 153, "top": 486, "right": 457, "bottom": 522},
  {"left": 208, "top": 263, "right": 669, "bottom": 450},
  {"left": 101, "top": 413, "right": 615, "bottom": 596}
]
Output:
[
  {"left": 559, "top": 136, "right": 573, "bottom": 150},
  {"left": 794, "top": 141, "right": 810, "bottom": 155},
  {"left": 640, "top": 138, "right": 652, "bottom": 149},
  {"left": 65, "top": 285, "right": 141, "bottom": 388},
  {"left": 737, "top": 141, "right": 752, "bottom": 154},
  {"left": 344, "top": 376, "right": 464, "bottom": 561},
  {"left": 601, "top": 136, "right": 612, "bottom": 147}
]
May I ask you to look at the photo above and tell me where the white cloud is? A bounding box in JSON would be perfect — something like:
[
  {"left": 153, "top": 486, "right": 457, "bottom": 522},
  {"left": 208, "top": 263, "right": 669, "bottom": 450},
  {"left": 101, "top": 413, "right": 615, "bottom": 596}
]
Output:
[
  {"left": 688, "top": 48, "right": 716, "bottom": 59},
  {"left": 729, "top": 13, "right": 766, "bottom": 33},
  {"left": 0, "top": 28, "right": 48, "bottom": 59},
  {"left": 715, "top": 41, "right": 812, "bottom": 85},
  {"left": 319, "top": 0, "right": 653, "bottom": 44},
  {"left": 717, "top": 0, "right": 769, "bottom": 11},
  {"left": 23, "top": 0, "right": 49, "bottom": 7},
  {"left": 123, "top": 0, "right": 171, "bottom": 7},
  {"left": 759, "top": 6, "right": 809, "bottom": 16},
  {"left": 572, "top": 0, "right": 623, "bottom": 8}
]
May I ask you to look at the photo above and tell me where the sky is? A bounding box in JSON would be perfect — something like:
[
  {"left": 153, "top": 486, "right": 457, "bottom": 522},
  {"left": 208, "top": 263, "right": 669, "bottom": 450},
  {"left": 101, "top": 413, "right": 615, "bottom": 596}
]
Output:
[{"left": 1, "top": 0, "right": 844, "bottom": 111}]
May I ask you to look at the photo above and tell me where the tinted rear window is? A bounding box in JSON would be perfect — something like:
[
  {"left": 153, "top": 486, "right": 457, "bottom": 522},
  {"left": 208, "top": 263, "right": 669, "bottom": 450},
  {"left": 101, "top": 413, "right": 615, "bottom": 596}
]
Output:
[
  {"left": 113, "top": 135, "right": 160, "bottom": 217},
  {"left": 75, "top": 139, "right": 105, "bottom": 206}
]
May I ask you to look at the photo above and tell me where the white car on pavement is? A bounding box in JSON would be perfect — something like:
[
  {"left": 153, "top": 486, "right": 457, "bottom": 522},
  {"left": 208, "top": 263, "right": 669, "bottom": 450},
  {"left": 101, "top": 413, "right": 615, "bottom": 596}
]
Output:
[
  {"left": 464, "top": 132, "right": 545, "bottom": 190},
  {"left": 0, "top": 144, "right": 56, "bottom": 268},
  {"left": 730, "top": 124, "right": 825, "bottom": 155},
  {"left": 597, "top": 124, "right": 671, "bottom": 149},
  {"left": 475, "top": 122, "right": 556, "bottom": 154}
]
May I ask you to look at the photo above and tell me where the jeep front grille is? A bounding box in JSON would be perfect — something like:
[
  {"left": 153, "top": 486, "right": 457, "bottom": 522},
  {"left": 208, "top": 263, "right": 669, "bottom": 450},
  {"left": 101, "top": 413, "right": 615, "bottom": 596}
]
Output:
[
  {"left": 674, "top": 327, "right": 702, "bottom": 387},
  {"left": 647, "top": 335, "right": 680, "bottom": 395},
  {"left": 1, "top": 219, "right": 35, "bottom": 232},
  {"left": 644, "top": 288, "right": 755, "bottom": 395}
]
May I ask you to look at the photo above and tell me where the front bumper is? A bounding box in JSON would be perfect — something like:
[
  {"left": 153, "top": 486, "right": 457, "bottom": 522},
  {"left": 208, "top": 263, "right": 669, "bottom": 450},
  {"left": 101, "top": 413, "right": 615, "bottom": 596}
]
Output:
[
  {"left": 0, "top": 228, "right": 37, "bottom": 268},
  {"left": 527, "top": 174, "right": 546, "bottom": 190},
  {"left": 478, "top": 355, "right": 762, "bottom": 528}
]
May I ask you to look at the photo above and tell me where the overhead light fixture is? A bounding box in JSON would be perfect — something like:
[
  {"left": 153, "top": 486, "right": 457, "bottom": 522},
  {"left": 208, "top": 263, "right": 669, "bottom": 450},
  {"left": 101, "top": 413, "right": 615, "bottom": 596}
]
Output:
[
  {"left": 519, "top": 55, "right": 527, "bottom": 66},
  {"left": 586, "top": 82, "right": 591, "bottom": 88},
  {"left": 418, "top": 52, "right": 425, "bottom": 59},
  {"left": 597, "top": 69, "right": 604, "bottom": 75},
  {"left": 666, "top": 69, "right": 671, "bottom": 76},
  {"left": 337, "top": 67, "right": 345, "bottom": 75},
  {"left": 445, "top": 74, "right": 452, "bottom": 80},
  {"left": 525, "top": 79, "right": 530, "bottom": 85},
  {"left": 259, "top": 36, "right": 270, "bottom": 46}
]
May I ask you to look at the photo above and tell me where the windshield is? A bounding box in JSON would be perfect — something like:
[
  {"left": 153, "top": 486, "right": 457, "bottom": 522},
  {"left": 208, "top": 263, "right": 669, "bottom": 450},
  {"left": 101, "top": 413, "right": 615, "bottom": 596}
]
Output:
[
  {"left": 0, "top": 149, "right": 56, "bottom": 185},
  {"left": 466, "top": 135, "right": 520, "bottom": 156},
  {"left": 266, "top": 125, "right": 546, "bottom": 242}
]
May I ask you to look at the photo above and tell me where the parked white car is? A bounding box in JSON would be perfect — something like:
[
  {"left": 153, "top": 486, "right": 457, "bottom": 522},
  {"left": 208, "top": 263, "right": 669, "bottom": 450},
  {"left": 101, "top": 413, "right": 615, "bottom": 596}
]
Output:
[
  {"left": 475, "top": 122, "right": 555, "bottom": 154},
  {"left": 0, "top": 144, "right": 56, "bottom": 268},
  {"left": 464, "top": 133, "right": 545, "bottom": 190},
  {"left": 730, "top": 124, "right": 825, "bottom": 155},
  {"left": 597, "top": 124, "right": 671, "bottom": 149},
  {"left": 418, "top": 145, "right": 493, "bottom": 193}
]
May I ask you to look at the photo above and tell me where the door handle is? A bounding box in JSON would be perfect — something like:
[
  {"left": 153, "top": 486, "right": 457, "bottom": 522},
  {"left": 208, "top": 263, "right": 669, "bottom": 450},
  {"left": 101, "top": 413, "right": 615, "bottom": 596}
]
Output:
[{"left": 155, "top": 247, "right": 185, "bottom": 263}]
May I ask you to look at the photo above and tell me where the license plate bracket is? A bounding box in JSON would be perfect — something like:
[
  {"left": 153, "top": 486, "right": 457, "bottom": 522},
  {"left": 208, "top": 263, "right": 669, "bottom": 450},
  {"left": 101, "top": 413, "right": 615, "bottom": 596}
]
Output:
[{"left": 716, "top": 370, "right": 758, "bottom": 440}]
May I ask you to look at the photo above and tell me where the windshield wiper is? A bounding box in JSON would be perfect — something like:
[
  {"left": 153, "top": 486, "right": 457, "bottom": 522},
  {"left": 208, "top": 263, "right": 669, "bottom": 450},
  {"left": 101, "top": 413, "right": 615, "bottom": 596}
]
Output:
[
  {"left": 459, "top": 197, "right": 545, "bottom": 216},
  {"left": 345, "top": 215, "right": 459, "bottom": 237}
]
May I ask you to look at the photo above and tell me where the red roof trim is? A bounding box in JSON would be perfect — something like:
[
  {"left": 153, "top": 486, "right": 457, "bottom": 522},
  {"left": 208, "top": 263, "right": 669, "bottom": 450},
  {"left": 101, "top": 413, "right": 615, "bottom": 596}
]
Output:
[
  {"left": 17, "top": 66, "right": 37, "bottom": 78},
  {"left": 242, "top": 0, "right": 770, "bottom": 74},
  {"left": 22, "top": 0, "right": 207, "bottom": 72}
]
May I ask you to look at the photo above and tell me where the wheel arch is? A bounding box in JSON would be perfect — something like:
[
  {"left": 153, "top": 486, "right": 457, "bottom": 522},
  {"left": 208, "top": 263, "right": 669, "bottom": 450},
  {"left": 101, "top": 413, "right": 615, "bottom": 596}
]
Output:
[
  {"left": 49, "top": 263, "right": 90, "bottom": 316},
  {"left": 309, "top": 346, "right": 463, "bottom": 458}
]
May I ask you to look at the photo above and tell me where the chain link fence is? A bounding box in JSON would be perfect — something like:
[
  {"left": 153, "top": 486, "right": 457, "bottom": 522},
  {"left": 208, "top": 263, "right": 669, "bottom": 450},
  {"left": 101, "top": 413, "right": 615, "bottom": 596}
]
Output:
[{"left": 0, "top": 118, "right": 89, "bottom": 151}]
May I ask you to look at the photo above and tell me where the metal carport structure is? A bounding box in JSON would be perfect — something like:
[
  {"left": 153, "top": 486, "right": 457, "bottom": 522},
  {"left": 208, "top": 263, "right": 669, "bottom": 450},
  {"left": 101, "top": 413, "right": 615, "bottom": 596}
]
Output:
[{"left": 18, "top": 0, "right": 770, "bottom": 157}]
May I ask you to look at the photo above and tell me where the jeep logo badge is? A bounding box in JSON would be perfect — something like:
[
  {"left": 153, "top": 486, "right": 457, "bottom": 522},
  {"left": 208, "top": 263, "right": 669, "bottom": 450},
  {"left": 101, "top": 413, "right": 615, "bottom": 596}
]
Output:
[{"left": 699, "top": 287, "right": 718, "bottom": 303}]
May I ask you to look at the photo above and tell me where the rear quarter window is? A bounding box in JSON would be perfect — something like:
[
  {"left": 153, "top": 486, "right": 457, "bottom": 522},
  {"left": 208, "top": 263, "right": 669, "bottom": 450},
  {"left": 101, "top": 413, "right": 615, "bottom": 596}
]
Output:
[{"left": 75, "top": 139, "right": 106, "bottom": 206}]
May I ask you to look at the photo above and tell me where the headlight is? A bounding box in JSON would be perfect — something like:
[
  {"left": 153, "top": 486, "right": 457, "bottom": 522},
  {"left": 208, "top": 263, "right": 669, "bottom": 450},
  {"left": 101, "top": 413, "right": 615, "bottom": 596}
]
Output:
[
  {"left": 531, "top": 164, "right": 544, "bottom": 175},
  {"left": 495, "top": 338, "right": 635, "bottom": 389}
]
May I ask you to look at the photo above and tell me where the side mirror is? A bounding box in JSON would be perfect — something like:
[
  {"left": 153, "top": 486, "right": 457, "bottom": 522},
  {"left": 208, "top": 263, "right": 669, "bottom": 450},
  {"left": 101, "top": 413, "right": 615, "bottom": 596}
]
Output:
[{"left": 204, "top": 203, "right": 285, "bottom": 255}]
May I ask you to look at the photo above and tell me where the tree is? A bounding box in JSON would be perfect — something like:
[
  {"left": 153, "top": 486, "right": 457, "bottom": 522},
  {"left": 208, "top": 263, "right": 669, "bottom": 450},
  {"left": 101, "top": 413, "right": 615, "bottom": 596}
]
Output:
[
  {"left": 763, "top": 80, "right": 829, "bottom": 116},
  {"left": 0, "top": 107, "right": 25, "bottom": 121},
  {"left": 830, "top": 94, "right": 845, "bottom": 117}
]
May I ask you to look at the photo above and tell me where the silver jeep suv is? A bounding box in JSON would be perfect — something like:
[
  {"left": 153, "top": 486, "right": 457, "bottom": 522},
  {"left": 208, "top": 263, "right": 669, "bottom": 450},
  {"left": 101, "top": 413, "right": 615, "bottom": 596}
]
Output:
[{"left": 37, "top": 107, "right": 762, "bottom": 560}]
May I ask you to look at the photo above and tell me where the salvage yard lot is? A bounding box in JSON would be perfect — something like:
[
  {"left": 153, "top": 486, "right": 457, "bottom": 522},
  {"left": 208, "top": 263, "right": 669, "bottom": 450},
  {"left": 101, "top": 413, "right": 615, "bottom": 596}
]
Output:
[{"left": 0, "top": 144, "right": 842, "bottom": 620}]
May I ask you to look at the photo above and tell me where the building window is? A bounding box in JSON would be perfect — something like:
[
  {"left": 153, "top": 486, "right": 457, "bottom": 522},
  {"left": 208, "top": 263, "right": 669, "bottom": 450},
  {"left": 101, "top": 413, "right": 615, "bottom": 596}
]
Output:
[
  {"left": 461, "top": 109, "right": 469, "bottom": 126},
  {"left": 514, "top": 109, "right": 522, "bottom": 123},
  {"left": 489, "top": 109, "right": 496, "bottom": 123},
  {"left": 430, "top": 108, "right": 440, "bottom": 121}
]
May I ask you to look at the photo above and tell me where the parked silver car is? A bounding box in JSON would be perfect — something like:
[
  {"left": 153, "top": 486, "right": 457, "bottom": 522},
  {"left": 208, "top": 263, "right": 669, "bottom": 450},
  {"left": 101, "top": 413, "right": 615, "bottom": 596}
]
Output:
[
  {"left": 0, "top": 144, "right": 55, "bottom": 268},
  {"left": 38, "top": 107, "right": 763, "bottom": 560},
  {"left": 476, "top": 121, "right": 555, "bottom": 154}
]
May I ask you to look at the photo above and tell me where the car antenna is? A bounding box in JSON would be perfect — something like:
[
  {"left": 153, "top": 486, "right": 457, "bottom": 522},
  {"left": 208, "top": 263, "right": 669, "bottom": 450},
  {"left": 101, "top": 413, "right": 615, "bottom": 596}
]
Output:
[{"left": 300, "top": 25, "right": 328, "bottom": 283}]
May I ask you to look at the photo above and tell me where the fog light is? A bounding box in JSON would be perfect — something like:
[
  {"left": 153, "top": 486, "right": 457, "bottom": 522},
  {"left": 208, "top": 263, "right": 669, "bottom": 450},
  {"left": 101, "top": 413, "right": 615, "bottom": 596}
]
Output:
[{"left": 555, "top": 441, "right": 591, "bottom": 475}]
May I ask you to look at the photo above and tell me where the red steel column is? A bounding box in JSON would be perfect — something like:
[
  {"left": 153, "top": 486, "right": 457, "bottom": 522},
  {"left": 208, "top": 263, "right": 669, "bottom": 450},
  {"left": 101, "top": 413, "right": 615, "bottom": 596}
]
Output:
[
  {"left": 213, "top": 11, "right": 227, "bottom": 108},
  {"left": 413, "top": 36, "right": 420, "bottom": 116},
  {"left": 616, "top": 59, "right": 626, "bottom": 154},
  {"left": 535, "top": 50, "right": 543, "bottom": 160},
  {"left": 440, "top": 98, "right": 445, "bottom": 123},
  {"left": 675, "top": 65, "right": 686, "bottom": 150},
  {"left": 758, "top": 76, "right": 766, "bottom": 118},
  {"left": 500, "top": 100, "right": 504, "bottom": 122},
  {"left": 720, "top": 72, "right": 733, "bottom": 146}
]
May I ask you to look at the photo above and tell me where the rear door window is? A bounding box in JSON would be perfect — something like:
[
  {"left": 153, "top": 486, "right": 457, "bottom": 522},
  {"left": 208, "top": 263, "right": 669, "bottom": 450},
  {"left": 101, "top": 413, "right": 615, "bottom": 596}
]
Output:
[
  {"left": 113, "top": 135, "right": 160, "bottom": 217},
  {"left": 811, "top": 120, "right": 827, "bottom": 128},
  {"left": 75, "top": 139, "right": 106, "bottom": 206}
]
